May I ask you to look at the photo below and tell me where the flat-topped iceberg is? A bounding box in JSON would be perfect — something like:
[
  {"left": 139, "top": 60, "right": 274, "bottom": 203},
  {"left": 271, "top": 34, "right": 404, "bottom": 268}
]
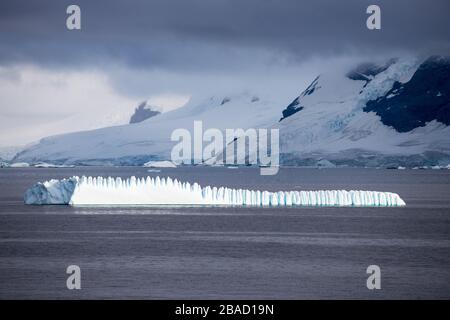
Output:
[
  {"left": 143, "top": 160, "right": 177, "bottom": 168},
  {"left": 24, "top": 176, "right": 406, "bottom": 207}
]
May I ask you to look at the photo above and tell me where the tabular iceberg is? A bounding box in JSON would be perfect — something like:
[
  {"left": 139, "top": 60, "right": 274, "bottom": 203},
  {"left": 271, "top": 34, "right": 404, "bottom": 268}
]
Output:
[{"left": 24, "top": 176, "right": 406, "bottom": 207}]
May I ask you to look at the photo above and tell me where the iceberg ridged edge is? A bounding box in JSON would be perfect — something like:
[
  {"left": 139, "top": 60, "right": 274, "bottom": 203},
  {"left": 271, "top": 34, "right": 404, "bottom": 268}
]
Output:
[{"left": 24, "top": 176, "right": 406, "bottom": 207}]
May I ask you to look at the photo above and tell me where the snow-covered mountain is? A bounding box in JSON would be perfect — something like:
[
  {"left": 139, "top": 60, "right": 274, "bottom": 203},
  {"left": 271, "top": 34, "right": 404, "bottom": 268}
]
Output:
[
  {"left": 14, "top": 92, "right": 282, "bottom": 165},
  {"left": 14, "top": 56, "right": 450, "bottom": 167},
  {"left": 278, "top": 56, "right": 450, "bottom": 167}
]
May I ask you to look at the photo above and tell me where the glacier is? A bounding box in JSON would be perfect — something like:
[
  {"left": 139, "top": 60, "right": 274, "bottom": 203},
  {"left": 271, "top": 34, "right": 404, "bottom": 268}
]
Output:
[{"left": 24, "top": 176, "right": 406, "bottom": 207}]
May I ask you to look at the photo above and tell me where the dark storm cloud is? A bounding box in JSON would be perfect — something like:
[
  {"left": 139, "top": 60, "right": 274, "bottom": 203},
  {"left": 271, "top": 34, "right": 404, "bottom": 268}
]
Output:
[
  {"left": 0, "top": 0, "right": 449, "bottom": 70},
  {"left": 1, "top": 0, "right": 450, "bottom": 147}
]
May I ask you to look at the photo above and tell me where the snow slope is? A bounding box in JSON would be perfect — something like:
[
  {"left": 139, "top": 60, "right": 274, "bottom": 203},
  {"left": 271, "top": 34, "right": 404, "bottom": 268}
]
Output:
[
  {"left": 0, "top": 145, "right": 24, "bottom": 161},
  {"left": 24, "top": 175, "right": 406, "bottom": 207},
  {"left": 15, "top": 92, "right": 282, "bottom": 165}
]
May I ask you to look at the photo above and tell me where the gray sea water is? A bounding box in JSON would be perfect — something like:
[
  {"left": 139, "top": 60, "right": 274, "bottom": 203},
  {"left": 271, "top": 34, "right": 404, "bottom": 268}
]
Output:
[{"left": 0, "top": 167, "right": 449, "bottom": 299}]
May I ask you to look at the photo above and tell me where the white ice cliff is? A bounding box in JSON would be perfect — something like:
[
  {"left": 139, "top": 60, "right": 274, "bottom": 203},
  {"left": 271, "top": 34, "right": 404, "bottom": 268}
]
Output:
[{"left": 24, "top": 176, "right": 406, "bottom": 207}]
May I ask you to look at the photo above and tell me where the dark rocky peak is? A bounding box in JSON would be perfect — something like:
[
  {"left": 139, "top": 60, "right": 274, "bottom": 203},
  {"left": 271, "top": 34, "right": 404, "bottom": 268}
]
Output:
[
  {"left": 279, "top": 76, "right": 320, "bottom": 122},
  {"left": 220, "top": 97, "right": 231, "bottom": 105},
  {"left": 364, "top": 56, "right": 450, "bottom": 132},
  {"left": 129, "top": 102, "right": 161, "bottom": 124}
]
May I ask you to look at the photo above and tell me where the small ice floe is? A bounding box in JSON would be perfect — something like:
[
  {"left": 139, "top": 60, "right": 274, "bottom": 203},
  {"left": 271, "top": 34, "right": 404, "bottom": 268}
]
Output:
[{"left": 24, "top": 175, "right": 406, "bottom": 207}]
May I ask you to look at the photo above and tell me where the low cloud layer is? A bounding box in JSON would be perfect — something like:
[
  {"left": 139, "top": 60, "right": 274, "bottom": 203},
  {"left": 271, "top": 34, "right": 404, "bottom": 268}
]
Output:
[{"left": 1, "top": 0, "right": 449, "bottom": 69}]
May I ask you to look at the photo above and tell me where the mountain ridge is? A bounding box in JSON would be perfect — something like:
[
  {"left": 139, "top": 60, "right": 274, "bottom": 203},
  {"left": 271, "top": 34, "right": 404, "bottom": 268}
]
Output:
[{"left": 14, "top": 56, "right": 450, "bottom": 168}]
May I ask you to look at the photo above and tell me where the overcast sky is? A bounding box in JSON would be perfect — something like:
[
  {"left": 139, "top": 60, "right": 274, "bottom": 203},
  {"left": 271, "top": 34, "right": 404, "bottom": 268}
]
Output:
[{"left": 0, "top": 0, "right": 449, "bottom": 147}]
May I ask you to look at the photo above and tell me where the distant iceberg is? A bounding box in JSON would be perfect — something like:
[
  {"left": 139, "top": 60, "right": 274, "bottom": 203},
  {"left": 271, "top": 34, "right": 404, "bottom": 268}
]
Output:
[
  {"left": 10, "top": 162, "right": 30, "bottom": 167},
  {"left": 24, "top": 176, "right": 406, "bottom": 207},
  {"left": 143, "top": 160, "right": 177, "bottom": 168}
]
